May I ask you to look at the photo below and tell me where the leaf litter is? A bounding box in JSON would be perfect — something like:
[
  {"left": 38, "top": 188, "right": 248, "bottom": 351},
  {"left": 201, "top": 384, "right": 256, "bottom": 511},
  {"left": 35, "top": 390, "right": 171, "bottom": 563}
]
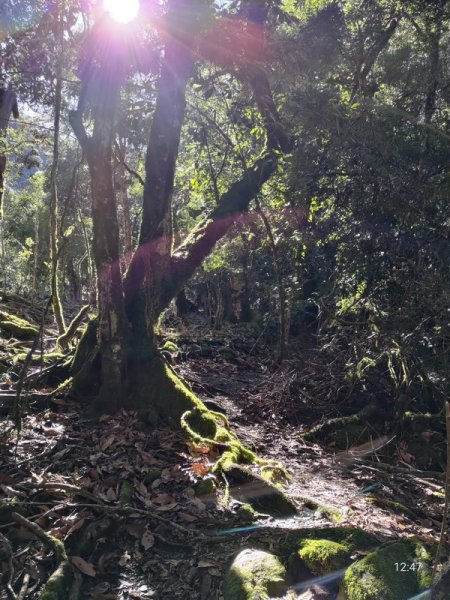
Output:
[{"left": 0, "top": 325, "right": 447, "bottom": 599}]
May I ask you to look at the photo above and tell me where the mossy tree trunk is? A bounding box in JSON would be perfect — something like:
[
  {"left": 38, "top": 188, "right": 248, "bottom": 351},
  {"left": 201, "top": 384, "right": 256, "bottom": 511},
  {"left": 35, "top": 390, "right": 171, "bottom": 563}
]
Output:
[{"left": 70, "top": 1, "right": 290, "bottom": 425}]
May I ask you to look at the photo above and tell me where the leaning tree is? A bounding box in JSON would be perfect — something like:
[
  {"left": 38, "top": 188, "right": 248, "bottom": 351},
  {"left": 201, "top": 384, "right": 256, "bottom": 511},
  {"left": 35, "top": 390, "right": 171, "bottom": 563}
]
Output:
[{"left": 69, "top": 0, "right": 291, "bottom": 442}]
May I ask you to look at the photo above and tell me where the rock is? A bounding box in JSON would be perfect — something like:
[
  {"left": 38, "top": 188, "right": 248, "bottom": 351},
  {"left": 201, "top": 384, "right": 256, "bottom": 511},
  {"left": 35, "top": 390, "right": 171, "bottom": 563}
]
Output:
[
  {"left": 340, "top": 540, "right": 433, "bottom": 600},
  {"left": 432, "top": 564, "right": 450, "bottom": 599},
  {"left": 298, "top": 539, "right": 352, "bottom": 575},
  {"left": 282, "top": 527, "right": 379, "bottom": 591},
  {"left": 223, "top": 549, "right": 287, "bottom": 600}
]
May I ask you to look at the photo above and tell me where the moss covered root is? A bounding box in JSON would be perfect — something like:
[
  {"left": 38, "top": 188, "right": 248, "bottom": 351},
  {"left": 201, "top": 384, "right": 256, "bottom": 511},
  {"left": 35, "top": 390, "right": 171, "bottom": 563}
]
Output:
[
  {"left": 40, "top": 560, "right": 73, "bottom": 600},
  {"left": 0, "top": 310, "right": 39, "bottom": 339},
  {"left": 223, "top": 549, "right": 286, "bottom": 600},
  {"left": 302, "top": 404, "right": 380, "bottom": 449}
]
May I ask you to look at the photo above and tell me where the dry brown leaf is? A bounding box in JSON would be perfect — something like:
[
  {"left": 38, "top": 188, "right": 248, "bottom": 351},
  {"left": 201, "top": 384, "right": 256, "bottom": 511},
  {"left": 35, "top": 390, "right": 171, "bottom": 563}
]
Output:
[
  {"left": 191, "top": 463, "right": 211, "bottom": 477},
  {"left": 153, "top": 493, "right": 176, "bottom": 505},
  {"left": 72, "top": 556, "right": 96, "bottom": 577},
  {"left": 135, "top": 481, "right": 148, "bottom": 497},
  {"left": 125, "top": 523, "right": 145, "bottom": 539},
  {"left": 88, "top": 468, "right": 100, "bottom": 480},
  {"left": 100, "top": 435, "right": 116, "bottom": 452},
  {"left": 141, "top": 530, "right": 155, "bottom": 550},
  {"left": 106, "top": 487, "right": 117, "bottom": 501},
  {"left": 178, "top": 512, "right": 198, "bottom": 523},
  {"left": 66, "top": 517, "right": 86, "bottom": 536}
]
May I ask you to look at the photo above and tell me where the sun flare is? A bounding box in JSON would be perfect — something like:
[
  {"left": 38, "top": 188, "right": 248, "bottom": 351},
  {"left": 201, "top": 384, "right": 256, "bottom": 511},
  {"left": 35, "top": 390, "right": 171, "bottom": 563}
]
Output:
[{"left": 103, "top": 0, "right": 139, "bottom": 24}]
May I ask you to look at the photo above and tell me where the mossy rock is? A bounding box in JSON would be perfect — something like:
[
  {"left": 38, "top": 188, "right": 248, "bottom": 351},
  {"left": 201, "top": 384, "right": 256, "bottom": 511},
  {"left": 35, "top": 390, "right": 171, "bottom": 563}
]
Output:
[
  {"left": 222, "top": 462, "right": 297, "bottom": 517},
  {"left": 223, "top": 549, "right": 287, "bottom": 600},
  {"left": 340, "top": 540, "right": 433, "bottom": 600},
  {"left": 298, "top": 539, "right": 353, "bottom": 575},
  {"left": 433, "top": 565, "right": 450, "bottom": 599},
  {"left": 0, "top": 310, "right": 39, "bottom": 340},
  {"left": 281, "top": 527, "right": 379, "bottom": 559}
]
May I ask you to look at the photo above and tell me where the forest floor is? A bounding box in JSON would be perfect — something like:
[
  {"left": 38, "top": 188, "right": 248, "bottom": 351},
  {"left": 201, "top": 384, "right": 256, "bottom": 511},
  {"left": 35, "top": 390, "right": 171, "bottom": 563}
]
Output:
[{"left": 0, "top": 317, "right": 447, "bottom": 599}]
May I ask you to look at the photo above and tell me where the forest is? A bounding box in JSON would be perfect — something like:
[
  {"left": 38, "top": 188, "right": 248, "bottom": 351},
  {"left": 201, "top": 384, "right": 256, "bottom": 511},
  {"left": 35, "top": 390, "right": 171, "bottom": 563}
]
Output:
[{"left": 0, "top": 0, "right": 449, "bottom": 598}]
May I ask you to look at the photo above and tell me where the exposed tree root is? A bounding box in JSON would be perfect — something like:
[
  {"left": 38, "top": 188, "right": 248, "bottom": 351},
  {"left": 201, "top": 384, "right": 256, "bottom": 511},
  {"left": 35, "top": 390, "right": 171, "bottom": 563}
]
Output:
[
  {"left": 56, "top": 304, "right": 90, "bottom": 351},
  {"left": 10, "top": 511, "right": 73, "bottom": 600}
]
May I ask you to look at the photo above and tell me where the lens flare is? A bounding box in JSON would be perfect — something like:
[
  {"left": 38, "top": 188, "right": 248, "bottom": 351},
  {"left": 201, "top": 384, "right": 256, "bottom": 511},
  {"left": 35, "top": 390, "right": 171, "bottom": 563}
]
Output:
[{"left": 103, "top": 0, "right": 139, "bottom": 24}]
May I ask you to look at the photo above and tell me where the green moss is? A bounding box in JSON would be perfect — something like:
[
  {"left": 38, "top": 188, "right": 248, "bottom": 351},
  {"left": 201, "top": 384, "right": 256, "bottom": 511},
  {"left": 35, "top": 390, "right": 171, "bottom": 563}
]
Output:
[
  {"left": 161, "top": 340, "right": 180, "bottom": 353},
  {"left": 223, "top": 549, "right": 286, "bottom": 600},
  {"left": 119, "top": 481, "right": 134, "bottom": 505},
  {"left": 237, "top": 503, "right": 257, "bottom": 520},
  {"left": 13, "top": 351, "right": 65, "bottom": 366},
  {"left": 219, "top": 462, "right": 297, "bottom": 517},
  {"left": 281, "top": 527, "right": 379, "bottom": 558},
  {"left": 299, "top": 539, "right": 352, "bottom": 574},
  {"left": 341, "top": 540, "right": 432, "bottom": 600},
  {"left": 40, "top": 560, "right": 73, "bottom": 600},
  {"left": 195, "top": 479, "right": 216, "bottom": 496},
  {"left": 302, "top": 405, "right": 380, "bottom": 449},
  {"left": 0, "top": 310, "right": 39, "bottom": 340}
]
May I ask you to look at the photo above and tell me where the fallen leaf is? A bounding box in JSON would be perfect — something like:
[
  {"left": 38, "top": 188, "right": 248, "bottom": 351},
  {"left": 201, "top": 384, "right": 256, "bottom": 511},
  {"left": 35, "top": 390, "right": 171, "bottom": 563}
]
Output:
[
  {"left": 191, "top": 463, "right": 211, "bottom": 477},
  {"left": 106, "top": 487, "right": 117, "bottom": 501},
  {"left": 72, "top": 556, "right": 96, "bottom": 577},
  {"left": 66, "top": 518, "right": 86, "bottom": 536},
  {"left": 119, "top": 551, "right": 131, "bottom": 566},
  {"left": 153, "top": 493, "right": 176, "bottom": 505},
  {"left": 178, "top": 512, "right": 198, "bottom": 523},
  {"left": 141, "top": 530, "right": 155, "bottom": 550},
  {"left": 100, "top": 435, "right": 116, "bottom": 452}
]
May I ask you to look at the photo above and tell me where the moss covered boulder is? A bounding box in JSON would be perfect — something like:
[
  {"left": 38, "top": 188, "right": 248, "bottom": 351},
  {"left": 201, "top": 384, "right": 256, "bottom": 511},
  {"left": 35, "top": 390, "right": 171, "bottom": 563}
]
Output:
[
  {"left": 282, "top": 527, "right": 379, "bottom": 559},
  {"left": 223, "top": 549, "right": 286, "bottom": 600},
  {"left": 298, "top": 539, "right": 352, "bottom": 575},
  {"left": 283, "top": 527, "right": 379, "bottom": 584},
  {"left": 340, "top": 540, "right": 433, "bottom": 600}
]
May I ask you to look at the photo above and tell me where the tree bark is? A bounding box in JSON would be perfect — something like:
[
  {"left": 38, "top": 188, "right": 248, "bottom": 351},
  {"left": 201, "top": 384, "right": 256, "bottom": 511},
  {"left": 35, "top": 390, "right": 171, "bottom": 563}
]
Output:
[
  {"left": 124, "top": 34, "right": 194, "bottom": 335},
  {"left": 69, "top": 44, "right": 129, "bottom": 409}
]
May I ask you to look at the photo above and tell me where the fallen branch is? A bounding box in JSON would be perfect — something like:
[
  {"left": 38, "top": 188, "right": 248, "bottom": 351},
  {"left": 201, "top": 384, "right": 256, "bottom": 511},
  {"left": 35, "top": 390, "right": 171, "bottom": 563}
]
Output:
[{"left": 0, "top": 530, "right": 17, "bottom": 600}]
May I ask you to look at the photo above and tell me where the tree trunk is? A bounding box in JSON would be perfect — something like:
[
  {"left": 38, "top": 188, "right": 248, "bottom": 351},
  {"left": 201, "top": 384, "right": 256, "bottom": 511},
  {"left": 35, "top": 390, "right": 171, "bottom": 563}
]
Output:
[
  {"left": 69, "top": 31, "right": 130, "bottom": 410},
  {"left": 50, "top": 8, "right": 66, "bottom": 337},
  {"left": 69, "top": 5, "right": 290, "bottom": 429}
]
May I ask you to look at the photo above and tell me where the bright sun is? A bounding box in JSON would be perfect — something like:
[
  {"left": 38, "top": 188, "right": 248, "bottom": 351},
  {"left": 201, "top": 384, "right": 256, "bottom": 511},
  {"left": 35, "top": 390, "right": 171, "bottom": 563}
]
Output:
[{"left": 103, "top": 0, "right": 139, "bottom": 24}]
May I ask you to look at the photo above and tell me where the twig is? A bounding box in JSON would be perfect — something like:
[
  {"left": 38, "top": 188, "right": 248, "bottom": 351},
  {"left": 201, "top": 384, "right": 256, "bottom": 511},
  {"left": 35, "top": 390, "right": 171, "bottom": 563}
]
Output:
[
  {"left": 434, "top": 400, "right": 450, "bottom": 571},
  {"left": 0, "top": 530, "right": 17, "bottom": 600},
  {"left": 15, "top": 482, "right": 104, "bottom": 505},
  {"left": 17, "top": 573, "right": 30, "bottom": 600}
]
